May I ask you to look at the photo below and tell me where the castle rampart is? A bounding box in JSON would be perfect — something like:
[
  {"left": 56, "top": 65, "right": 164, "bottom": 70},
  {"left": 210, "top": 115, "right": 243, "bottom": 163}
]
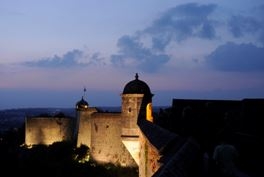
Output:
[{"left": 25, "top": 117, "right": 74, "bottom": 146}]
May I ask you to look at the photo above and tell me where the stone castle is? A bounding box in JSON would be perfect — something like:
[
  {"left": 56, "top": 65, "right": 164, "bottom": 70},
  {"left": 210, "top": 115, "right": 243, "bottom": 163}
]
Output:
[
  {"left": 25, "top": 73, "right": 264, "bottom": 177},
  {"left": 25, "top": 73, "right": 158, "bottom": 177}
]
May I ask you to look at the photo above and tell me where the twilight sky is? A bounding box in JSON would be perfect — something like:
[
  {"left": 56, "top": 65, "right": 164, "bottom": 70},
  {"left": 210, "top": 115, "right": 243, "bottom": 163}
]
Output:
[{"left": 1, "top": 0, "right": 264, "bottom": 109}]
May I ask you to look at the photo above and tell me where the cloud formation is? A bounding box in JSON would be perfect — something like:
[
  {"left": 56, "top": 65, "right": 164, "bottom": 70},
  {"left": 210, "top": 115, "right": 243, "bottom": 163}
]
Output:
[
  {"left": 206, "top": 42, "right": 264, "bottom": 72},
  {"left": 228, "top": 15, "right": 261, "bottom": 38},
  {"left": 111, "top": 35, "right": 169, "bottom": 73},
  {"left": 227, "top": 4, "right": 264, "bottom": 45},
  {"left": 23, "top": 49, "right": 104, "bottom": 68},
  {"left": 20, "top": 2, "right": 264, "bottom": 75},
  {"left": 110, "top": 3, "right": 218, "bottom": 73},
  {"left": 144, "top": 2, "right": 217, "bottom": 51}
]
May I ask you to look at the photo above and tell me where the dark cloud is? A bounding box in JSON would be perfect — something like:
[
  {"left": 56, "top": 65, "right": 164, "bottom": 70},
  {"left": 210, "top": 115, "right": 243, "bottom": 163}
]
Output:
[
  {"left": 111, "top": 3, "right": 217, "bottom": 72},
  {"left": 144, "top": 2, "right": 217, "bottom": 51},
  {"left": 87, "top": 52, "right": 105, "bottom": 65},
  {"left": 228, "top": 4, "right": 264, "bottom": 44},
  {"left": 206, "top": 42, "right": 264, "bottom": 72},
  {"left": 23, "top": 49, "right": 104, "bottom": 68},
  {"left": 228, "top": 15, "right": 262, "bottom": 38},
  {"left": 111, "top": 35, "right": 169, "bottom": 73}
]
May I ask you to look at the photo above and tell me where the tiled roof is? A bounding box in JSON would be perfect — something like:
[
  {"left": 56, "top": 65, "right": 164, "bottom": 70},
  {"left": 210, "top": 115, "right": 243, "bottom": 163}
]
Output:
[
  {"left": 137, "top": 118, "right": 179, "bottom": 153},
  {"left": 152, "top": 137, "right": 201, "bottom": 177}
]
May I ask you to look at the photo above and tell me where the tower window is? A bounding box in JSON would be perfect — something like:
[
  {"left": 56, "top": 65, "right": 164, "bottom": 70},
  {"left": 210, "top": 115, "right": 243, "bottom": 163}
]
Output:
[{"left": 128, "top": 107, "right": 131, "bottom": 112}]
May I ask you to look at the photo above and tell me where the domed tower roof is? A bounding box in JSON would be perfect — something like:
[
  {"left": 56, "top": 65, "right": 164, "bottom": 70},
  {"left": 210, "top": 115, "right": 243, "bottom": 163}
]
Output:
[
  {"left": 76, "top": 96, "right": 89, "bottom": 110},
  {"left": 123, "top": 73, "right": 152, "bottom": 95}
]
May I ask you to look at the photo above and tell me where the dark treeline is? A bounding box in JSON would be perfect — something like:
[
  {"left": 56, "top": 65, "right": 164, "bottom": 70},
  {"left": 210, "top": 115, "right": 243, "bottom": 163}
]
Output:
[{"left": 0, "top": 126, "right": 138, "bottom": 177}]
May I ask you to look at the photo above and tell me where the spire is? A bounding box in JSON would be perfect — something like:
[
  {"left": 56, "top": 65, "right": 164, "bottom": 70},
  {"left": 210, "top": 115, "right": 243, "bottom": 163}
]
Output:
[
  {"left": 135, "top": 73, "right": 139, "bottom": 80},
  {"left": 83, "top": 86, "right": 86, "bottom": 97}
]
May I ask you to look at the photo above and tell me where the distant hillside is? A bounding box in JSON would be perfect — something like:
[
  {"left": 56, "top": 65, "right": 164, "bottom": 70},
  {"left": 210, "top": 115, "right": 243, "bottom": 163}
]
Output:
[
  {"left": 0, "top": 106, "right": 168, "bottom": 132},
  {"left": 0, "top": 108, "right": 74, "bottom": 132}
]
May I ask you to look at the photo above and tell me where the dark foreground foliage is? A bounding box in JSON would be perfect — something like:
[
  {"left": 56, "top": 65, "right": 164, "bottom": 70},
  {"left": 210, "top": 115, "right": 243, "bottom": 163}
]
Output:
[{"left": 0, "top": 127, "right": 138, "bottom": 177}]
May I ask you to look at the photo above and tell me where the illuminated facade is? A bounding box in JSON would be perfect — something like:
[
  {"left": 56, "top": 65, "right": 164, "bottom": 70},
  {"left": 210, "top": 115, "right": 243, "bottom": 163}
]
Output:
[{"left": 25, "top": 73, "right": 156, "bottom": 171}]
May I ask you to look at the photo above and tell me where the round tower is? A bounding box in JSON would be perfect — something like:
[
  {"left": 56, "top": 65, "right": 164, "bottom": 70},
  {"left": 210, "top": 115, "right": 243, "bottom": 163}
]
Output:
[
  {"left": 75, "top": 92, "right": 97, "bottom": 148},
  {"left": 121, "top": 73, "right": 153, "bottom": 137},
  {"left": 75, "top": 96, "right": 89, "bottom": 146}
]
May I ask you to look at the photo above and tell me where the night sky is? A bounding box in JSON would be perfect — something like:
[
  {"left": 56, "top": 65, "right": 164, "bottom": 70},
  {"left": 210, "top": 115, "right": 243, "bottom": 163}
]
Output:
[{"left": 1, "top": 0, "right": 264, "bottom": 109}]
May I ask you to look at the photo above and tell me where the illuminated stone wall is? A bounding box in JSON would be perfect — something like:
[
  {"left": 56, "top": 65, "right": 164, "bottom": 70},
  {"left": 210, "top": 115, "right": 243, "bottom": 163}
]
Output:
[
  {"left": 75, "top": 94, "right": 143, "bottom": 167},
  {"left": 23, "top": 75, "right": 158, "bottom": 176},
  {"left": 90, "top": 113, "right": 137, "bottom": 167},
  {"left": 139, "top": 131, "right": 161, "bottom": 177},
  {"left": 25, "top": 117, "right": 74, "bottom": 146}
]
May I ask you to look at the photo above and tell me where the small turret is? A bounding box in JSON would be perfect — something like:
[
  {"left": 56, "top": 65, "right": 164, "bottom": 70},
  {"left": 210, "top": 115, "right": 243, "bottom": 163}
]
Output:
[
  {"left": 123, "top": 73, "right": 152, "bottom": 96},
  {"left": 122, "top": 73, "right": 153, "bottom": 122},
  {"left": 75, "top": 87, "right": 95, "bottom": 148},
  {"left": 76, "top": 96, "right": 89, "bottom": 110},
  {"left": 121, "top": 73, "right": 154, "bottom": 138},
  {"left": 76, "top": 87, "right": 89, "bottom": 111}
]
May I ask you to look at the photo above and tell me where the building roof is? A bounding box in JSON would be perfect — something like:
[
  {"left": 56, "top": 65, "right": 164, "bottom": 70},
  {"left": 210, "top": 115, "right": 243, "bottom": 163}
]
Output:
[
  {"left": 137, "top": 118, "right": 184, "bottom": 155},
  {"left": 152, "top": 137, "right": 201, "bottom": 177},
  {"left": 76, "top": 96, "right": 89, "bottom": 110},
  {"left": 123, "top": 73, "right": 152, "bottom": 95}
]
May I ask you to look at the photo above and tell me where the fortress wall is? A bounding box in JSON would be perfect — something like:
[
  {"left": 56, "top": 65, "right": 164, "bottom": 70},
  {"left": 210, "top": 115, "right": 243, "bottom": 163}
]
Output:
[
  {"left": 25, "top": 117, "right": 74, "bottom": 146},
  {"left": 139, "top": 131, "right": 160, "bottom": 177},
  {"left": 90, "top": 113, "right": 137, "bottom": 167}
]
